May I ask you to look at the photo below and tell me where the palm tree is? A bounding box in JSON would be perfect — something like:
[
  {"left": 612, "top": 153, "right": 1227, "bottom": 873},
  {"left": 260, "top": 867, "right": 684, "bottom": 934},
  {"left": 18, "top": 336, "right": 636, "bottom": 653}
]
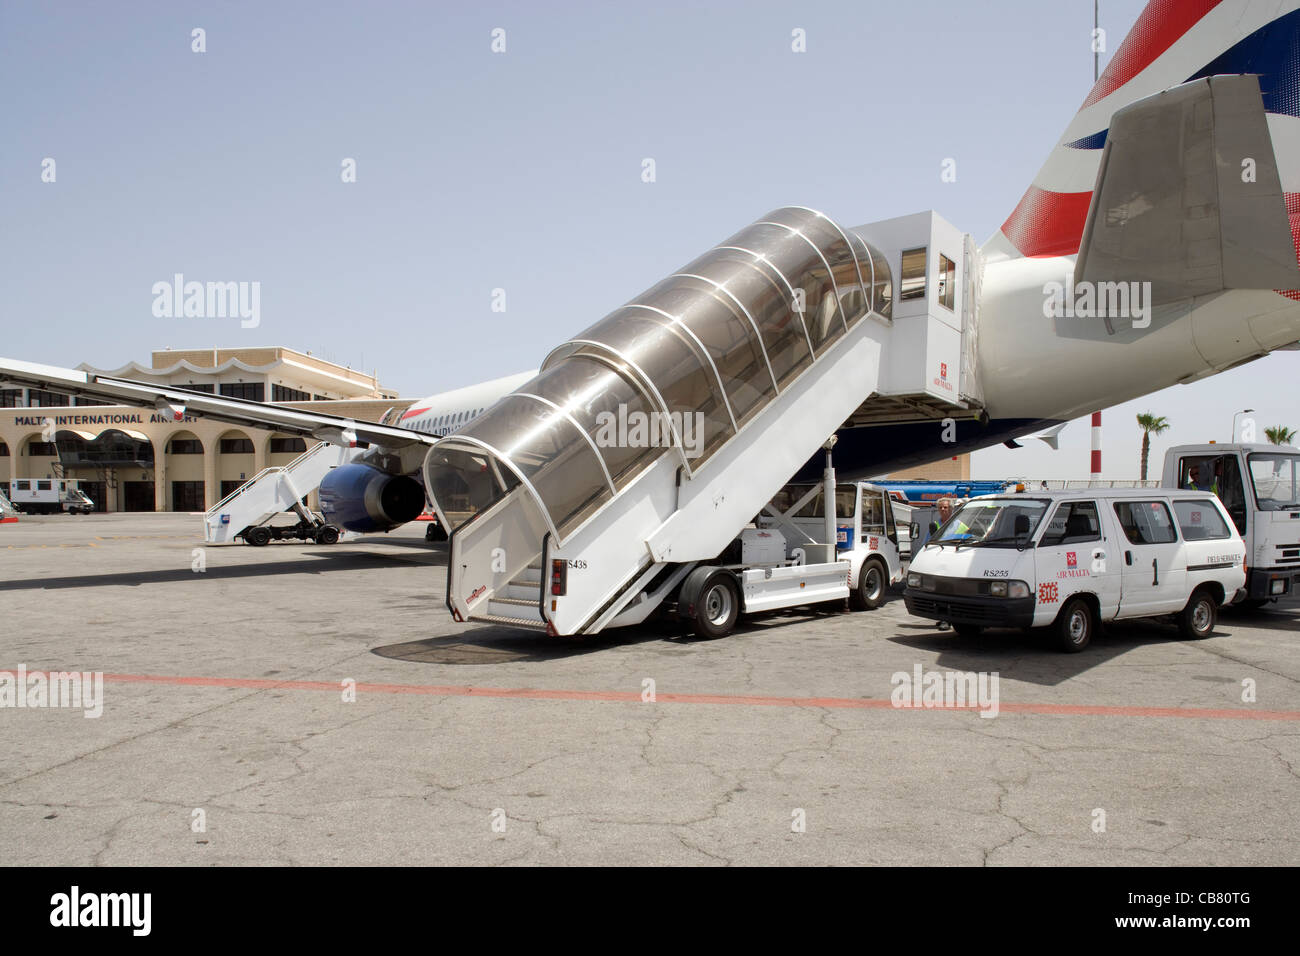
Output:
[
  {"left": 1136, "top": 413, "right": 1170, "bottom": 480},
  {"left": 1265, "top": 425, "right": 1296, "bottom": 446}
]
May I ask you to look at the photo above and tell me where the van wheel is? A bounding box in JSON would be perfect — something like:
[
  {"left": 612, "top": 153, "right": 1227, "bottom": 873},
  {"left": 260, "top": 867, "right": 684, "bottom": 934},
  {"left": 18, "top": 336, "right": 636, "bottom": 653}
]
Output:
[
  {"left": 953, "top": 623, "right": 982, "bottom": 638},
  {"left": 693, "top": 572, "right": 740, "bottom": 639},
  {"left": 850, "top": 558, "right": 887, "bottom": 610},
  {"left": 1178, "top": 589, "right": 1217, "bottom": 640},
  {"left": 1054, "top": 597, "right": 1094, "bottom": 653},
  {"left": 245, "top": 526, "right": 272, "bottom": 547}
]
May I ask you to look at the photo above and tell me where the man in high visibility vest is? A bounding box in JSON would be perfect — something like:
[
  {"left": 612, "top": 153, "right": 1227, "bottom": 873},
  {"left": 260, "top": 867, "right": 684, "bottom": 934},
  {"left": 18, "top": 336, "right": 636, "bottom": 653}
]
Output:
[{"left": 1185, "top": 462, "right": 1220, "bottom": 496}]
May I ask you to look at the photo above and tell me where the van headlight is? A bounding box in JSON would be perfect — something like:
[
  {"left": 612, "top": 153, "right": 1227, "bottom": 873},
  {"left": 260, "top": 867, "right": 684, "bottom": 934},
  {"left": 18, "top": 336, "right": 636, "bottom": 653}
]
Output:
[
  {"left": 907, "top": 572, "right": 923, "bottom": 589},
  {"left": 990, "top": 580, "right": 1030, "bottom": 598}
]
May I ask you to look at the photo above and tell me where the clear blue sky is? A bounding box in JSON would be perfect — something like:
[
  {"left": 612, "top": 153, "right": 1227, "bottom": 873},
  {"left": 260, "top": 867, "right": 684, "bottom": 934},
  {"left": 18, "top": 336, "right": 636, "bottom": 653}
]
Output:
[{"left": 3, "top": 0, "right": 1292, "bottom": 478}]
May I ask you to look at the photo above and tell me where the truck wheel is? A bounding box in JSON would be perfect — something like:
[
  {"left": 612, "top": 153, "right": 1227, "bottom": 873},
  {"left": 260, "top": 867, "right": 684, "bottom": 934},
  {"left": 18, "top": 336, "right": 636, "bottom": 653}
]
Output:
[
  {"left": 850, "top": 558, "right": 887, "bottom": 611},
  {"left": 1053, "top": 597, "right": 1094, "bottom": 653},
  {"left": 1177, "top": 588, "right": 1217, "bottom": 640},
  {"left": 693, "top": 572, "right": 740, "bottom": 639},
  {"left": 246, "top": 526, "right": 272, "bottom": 547},
  {"left": 425, "top": 523, "right": 448, "bottom": 542},
  {"left": 315, "top": 525, "right": 340, "bottom": 545}
]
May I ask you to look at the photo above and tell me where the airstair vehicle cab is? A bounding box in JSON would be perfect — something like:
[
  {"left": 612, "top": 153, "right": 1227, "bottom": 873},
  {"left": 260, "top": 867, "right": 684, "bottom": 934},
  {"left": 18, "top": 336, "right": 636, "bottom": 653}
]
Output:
[{"left": 424, "top": 206, "right": 980, "bottom": 636}]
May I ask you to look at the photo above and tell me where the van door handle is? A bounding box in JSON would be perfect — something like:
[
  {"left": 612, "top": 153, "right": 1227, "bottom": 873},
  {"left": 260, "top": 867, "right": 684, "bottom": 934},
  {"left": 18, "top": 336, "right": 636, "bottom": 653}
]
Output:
[{"left": 1125, "top": 550, "right": 1132, "bottom": 565}]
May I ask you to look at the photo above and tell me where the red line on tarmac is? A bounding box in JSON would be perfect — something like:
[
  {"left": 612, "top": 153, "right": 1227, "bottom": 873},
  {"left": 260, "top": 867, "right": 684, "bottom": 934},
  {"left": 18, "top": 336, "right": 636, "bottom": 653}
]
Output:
[{"left": 2, "top": 670, "right": 1292, "bottom": 721}]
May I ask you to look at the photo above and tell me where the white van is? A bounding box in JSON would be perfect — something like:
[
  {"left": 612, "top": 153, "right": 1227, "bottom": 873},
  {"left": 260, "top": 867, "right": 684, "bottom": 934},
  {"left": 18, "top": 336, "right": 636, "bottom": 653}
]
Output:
[{"left": 903, "top": 488, "right": 1246, "bottom": 652}]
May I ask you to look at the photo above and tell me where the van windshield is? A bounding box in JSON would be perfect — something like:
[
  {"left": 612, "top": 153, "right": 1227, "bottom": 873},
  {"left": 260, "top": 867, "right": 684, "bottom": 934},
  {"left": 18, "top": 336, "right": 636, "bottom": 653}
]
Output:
[
  {"left": 931, "top": 497, "right": 1049, "bottom": 547},
  {"left": 1248, "top": 454, "right": 1300, "bottom": 510}
]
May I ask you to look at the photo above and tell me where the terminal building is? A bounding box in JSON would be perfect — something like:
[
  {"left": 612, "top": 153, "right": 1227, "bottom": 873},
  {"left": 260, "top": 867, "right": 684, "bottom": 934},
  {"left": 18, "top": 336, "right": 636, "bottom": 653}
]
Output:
[{"left": 0, "top": 347, "right": 413, "bottom": 513}]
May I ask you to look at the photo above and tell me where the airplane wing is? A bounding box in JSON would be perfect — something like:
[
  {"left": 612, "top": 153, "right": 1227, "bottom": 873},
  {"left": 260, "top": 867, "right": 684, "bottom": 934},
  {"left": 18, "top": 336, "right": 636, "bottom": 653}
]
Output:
[{"left": 0, "top": 356, "right": 438, "bottom": 449}]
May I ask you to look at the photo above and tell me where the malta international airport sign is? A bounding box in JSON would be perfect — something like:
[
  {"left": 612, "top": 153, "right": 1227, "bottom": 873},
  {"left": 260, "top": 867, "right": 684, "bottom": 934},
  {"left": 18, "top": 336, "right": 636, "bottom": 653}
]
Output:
[{"left": 11, "top": 413, "right": 201, "bottom": 428}]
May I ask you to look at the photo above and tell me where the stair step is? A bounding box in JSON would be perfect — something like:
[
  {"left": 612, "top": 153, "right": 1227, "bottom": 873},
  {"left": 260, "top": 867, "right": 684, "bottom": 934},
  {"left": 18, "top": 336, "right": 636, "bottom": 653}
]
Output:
[
  {"left": 492, "top": 596, "right": 538, "bottom": 608},
  {"left": 471, "top": 612, "right": 548, "bottom": 630}
]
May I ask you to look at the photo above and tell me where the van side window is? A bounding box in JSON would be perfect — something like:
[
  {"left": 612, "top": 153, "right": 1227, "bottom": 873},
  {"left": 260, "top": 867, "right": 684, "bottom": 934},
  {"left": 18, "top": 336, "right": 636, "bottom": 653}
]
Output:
[
  {"left": 1039, "top": 500, "right": 1101, "bottom": 546},
  {"left": 1113, "top": 500, "right": 1178, "bottom": 544},
  {"left": 1172, "top": 499, "right": 1231, "bottom": 540},
  {"left": 37, "top": 480, "right": 52, "bottom": 491}
]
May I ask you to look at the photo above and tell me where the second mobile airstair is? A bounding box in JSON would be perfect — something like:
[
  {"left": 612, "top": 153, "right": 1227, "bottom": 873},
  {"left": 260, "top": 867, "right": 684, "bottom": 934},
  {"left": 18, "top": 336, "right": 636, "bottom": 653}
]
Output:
[
  {"left": 424, "top": 206, "right": 980, "bottom": 635},
  {"left": 204, "top": 441, "right": 362, "bottom": 544}
]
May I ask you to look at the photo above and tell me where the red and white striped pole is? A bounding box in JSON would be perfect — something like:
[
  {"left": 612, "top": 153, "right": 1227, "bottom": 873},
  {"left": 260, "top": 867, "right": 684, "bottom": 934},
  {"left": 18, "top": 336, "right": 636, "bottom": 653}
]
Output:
[{"left": 1090, "top": 411, "right": 1102, "bottom": 482}]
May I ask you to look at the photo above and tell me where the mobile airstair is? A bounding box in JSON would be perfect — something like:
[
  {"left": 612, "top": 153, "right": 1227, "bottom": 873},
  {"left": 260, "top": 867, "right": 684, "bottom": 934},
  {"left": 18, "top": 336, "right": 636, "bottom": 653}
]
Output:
[
  {"left": 204, "top": 441, "right": 362, "bottom": 544},
  {"left": 424, "top": 206, "right": 980, "bottom": 635}
]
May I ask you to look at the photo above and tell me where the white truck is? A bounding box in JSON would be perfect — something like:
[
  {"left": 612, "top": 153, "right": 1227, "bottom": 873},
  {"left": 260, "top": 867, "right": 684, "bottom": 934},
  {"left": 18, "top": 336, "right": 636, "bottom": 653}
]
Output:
[
  {"left": 904, "top": 487, "right": 1246, "bottom": 651},
  {"left": 9, "top": 478, "right": 95, "bottom": 515},
  {"left": 1162, "top": 443, "right": 1300, "bottom": 606},
  {"left": 672, "top": 475, "right": 905, "bottom": 638}
]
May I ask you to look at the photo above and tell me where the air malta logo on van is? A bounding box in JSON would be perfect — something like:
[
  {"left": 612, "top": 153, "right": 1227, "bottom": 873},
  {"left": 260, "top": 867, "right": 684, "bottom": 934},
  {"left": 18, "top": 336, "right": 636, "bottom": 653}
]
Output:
[
  {"left": 932, "top": 362, "right": 954, "bottom": 392},
  {"left": 1057, "top": 550, "right": 1091, "bottom": 579}
]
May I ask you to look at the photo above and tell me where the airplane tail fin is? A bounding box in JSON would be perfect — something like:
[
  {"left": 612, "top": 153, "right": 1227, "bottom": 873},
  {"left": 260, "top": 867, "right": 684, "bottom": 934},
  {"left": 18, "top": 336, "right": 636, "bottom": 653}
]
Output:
[{"left": 984, "top": 0, "right": 1300, "bottom": 261}]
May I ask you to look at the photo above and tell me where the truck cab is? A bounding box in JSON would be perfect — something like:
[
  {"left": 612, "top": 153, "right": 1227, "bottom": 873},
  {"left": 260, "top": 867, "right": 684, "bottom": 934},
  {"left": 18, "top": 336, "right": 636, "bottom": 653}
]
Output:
[{"left": 1162, "top": 443, "right": 1300, "bottom": 603}]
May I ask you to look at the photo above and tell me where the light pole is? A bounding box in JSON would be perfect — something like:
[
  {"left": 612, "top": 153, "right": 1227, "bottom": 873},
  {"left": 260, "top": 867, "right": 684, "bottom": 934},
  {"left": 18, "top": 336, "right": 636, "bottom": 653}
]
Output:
[{"left": 1232, "top": 408, "right": 1255, "bottom": 442}]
